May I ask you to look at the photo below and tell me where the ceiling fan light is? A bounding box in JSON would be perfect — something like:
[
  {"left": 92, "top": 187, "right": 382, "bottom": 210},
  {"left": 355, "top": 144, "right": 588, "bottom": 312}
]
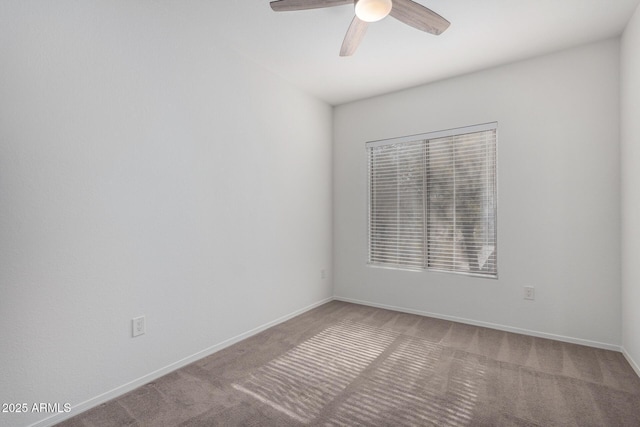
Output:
[{"left": 355, "top": 0, "right": 392, "bottom": 23}]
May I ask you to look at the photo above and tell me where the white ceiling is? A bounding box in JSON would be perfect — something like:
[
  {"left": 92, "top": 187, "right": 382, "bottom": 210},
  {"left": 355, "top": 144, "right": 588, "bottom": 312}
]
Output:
[{"left": 209, "top": 0, "right": 640, "bottom": 105}]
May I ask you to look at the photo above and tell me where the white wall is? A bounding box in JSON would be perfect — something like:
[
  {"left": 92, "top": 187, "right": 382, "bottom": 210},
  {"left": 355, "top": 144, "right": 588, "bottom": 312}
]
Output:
[
  {"left": 334, "top": 39, "right": 621, "bottom": 348},
  {"left": 621, "top": 4, "right": 640, "bottom": 375},
  {"left": 0, "top": 2, "right": 332, "bottom": 426}
]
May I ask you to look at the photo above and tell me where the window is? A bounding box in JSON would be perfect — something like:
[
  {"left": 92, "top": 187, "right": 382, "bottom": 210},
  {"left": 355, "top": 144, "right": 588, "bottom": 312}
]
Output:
[{"left": 367, "top": 123, "right": 497, "bottom": 278}]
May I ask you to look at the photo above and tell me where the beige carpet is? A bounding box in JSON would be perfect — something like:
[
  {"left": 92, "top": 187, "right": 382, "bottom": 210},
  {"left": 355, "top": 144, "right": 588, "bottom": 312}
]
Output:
[{"left": 57, "top": 301, "right": 640, "bottom": 426}]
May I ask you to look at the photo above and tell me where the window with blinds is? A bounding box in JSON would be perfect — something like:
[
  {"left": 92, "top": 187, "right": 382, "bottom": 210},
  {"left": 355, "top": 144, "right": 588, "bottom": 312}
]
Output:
[{"left": 367, "top": 123, "right": 497, "bottom": 278}]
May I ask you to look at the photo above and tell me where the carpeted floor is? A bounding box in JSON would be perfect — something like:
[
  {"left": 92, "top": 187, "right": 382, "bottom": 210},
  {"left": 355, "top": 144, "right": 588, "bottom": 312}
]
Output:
[{"left": 57, "top": 301, "right": 640, "bottom": 426}]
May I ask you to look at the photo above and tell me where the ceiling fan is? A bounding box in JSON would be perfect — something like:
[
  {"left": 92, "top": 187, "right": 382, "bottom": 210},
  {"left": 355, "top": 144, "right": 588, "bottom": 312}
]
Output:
[{"left": 269, "top": 0, "right": 450, "bottom": 56}]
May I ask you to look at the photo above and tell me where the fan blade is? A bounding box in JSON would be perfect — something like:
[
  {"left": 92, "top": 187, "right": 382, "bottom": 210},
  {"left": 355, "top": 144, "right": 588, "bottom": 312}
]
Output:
[
  {"left": 340, "top": 16, "right": 369, "bottom": 56},
  {"left": 389, "top": 0, "right": 450, "bottom": 35},
  {"left": 270, "top": 0, "right": 352, "bottom": 12}
]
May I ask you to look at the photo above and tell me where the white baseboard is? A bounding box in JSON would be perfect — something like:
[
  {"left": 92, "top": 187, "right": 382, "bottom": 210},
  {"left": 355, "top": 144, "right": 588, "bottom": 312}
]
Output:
[
  {"left": 621, "top": 346, "right": 640, "bottom": 378},
  {"left": 334, "top": 296, "right": 621, "bottom": 352},
  {"left": 29, "top": 297, "right": 334, "bottom": 427}
]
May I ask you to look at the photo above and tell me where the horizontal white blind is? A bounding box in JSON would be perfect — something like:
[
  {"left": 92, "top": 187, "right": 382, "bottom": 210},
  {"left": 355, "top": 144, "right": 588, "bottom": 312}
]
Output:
[
  {"left": 427, "top": 130, "right": 497, "bottom": 277},
  {"left": 367, "top": 123, "right": 497, "bottom": 278},
  {"left": 368, "top": 140, "right": 425, "bottom": 270}
]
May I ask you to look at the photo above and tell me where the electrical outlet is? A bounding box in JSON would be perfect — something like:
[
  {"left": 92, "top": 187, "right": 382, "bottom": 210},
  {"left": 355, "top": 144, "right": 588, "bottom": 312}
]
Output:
[
  {"left": 132, "top": 316, "right": 145, "bottom": 337},
  {"left": 321, "top": 269, "right": 326, "bottom": 279},
  {"left": 524, "top": 286, "right": 535, "bottom": 300}
]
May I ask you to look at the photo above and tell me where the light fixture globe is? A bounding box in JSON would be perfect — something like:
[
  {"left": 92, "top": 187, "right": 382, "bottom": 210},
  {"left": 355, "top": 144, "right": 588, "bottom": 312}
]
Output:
[{"left": 354, "top": 0, "right": 392, "bottom": 23}]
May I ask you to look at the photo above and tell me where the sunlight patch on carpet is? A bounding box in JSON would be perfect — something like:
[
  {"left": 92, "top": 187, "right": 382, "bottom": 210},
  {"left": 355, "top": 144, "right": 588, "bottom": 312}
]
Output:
[
  {"left": 233, "top": 320, "right": 398, "bottom": 423},
  {"left": 233, "top": 320, "right": 484, "bottom": 425},
  {"left": 327, "top": 339, "right": 484, "bottom": 426}
]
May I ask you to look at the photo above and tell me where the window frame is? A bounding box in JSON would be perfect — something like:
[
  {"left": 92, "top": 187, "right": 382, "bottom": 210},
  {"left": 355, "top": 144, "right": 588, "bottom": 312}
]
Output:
[{"left": 366, "top": 122, "right": 498, "bottom": 279}]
